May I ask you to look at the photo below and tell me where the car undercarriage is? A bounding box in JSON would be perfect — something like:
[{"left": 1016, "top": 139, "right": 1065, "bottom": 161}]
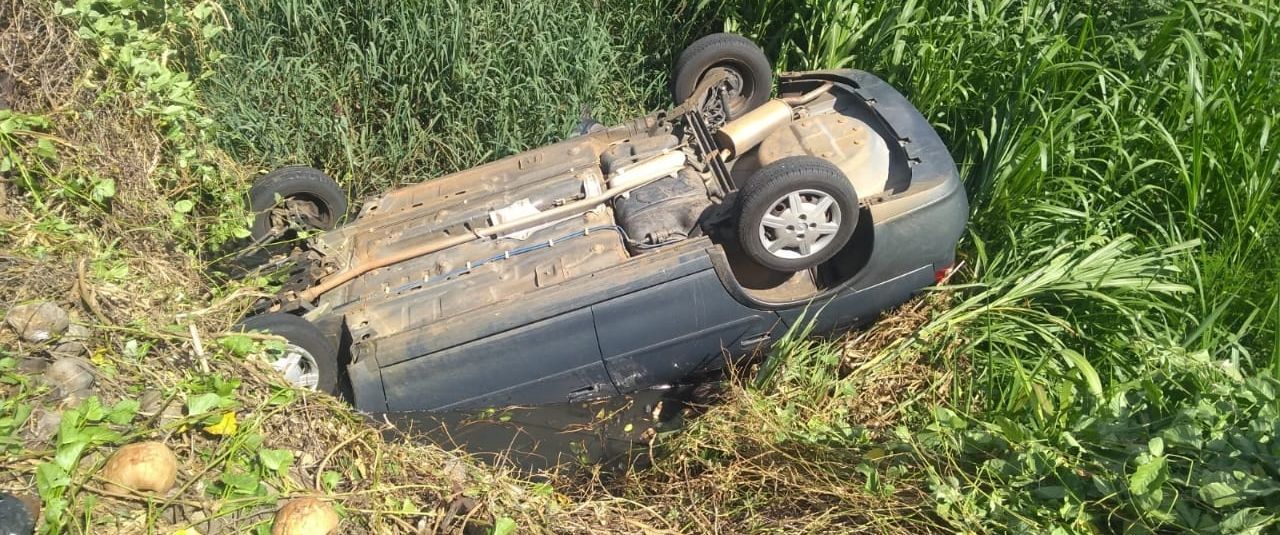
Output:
[{"left": 233, "top": 35, "right": 967, "bottom": 412}]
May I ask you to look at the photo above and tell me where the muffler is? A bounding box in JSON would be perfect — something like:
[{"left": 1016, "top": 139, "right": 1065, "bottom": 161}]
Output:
[{"left": 714, "top": 99, "right": 794, "bottom": 159}]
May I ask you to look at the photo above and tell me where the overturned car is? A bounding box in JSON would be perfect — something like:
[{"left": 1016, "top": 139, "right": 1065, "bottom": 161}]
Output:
[{"left": 236, "top": 34, "right": 968, "bottom": 413}]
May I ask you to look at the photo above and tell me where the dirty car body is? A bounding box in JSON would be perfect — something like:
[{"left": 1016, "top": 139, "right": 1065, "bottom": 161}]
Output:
[{"left": 269, "top": 69, "right": 967, "bottom": 413}]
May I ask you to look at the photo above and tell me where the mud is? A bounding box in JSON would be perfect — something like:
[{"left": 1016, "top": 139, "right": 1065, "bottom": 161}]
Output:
[{"left": 376, "top": 383, "right": 715, "bottom": 475}]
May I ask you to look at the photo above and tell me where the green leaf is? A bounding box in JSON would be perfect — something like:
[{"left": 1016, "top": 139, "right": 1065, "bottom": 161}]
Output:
[
  {"left": 91, "top": 178, "right": 116, "bottom": 202},
  {"left": 1129, "top": 455, "right": 1166, "bottom": 497},
  {"left": 107, "top": 399, "right": 140, "bottom": 425},
  {"left": 1060, "top": 349, "right": 1103, "bottom": 398},
  {"left": 217, "top": 334, "right": 255, "bottom": 356},
  {"left": 36, "top": 462, "right": 71, "bottom": 491},
  {"left": 35, "top": 138, "right": 56, "bottom": 159},
  {"left": 173, "top": 199, "right": 195, "bottom": 213},
  {"left": 491, "top": 517, "right": 517, "bottom": 535},
  {"left": 220, "top": 471, "right": 260, "bottom": 493},
  {"left": 258, "top": 449, "right": 294, "bottom": 474},
  {"left": 81, "top": 397, "right": 106, "bottom": 422},
  {"left": 186, "top": 392, "right": 223, "bottom": 417},
  {"left": 1199, "top": 482, "right": 1243, "bottom": 508},
  {"left": 267, "top": 387, "right": 295, "bottom": 406},
  {"left": 243, "top": 432, "right": 265, "bottom": 451},
  {"left": 1218, "top": 508, "right": 1275, "bottom": 532},
  {"left": 53, "top": 441, "right": 86, "bottom": 472},
  {"left": 321, "top": 471, "right": 341, "bottom": 492}
]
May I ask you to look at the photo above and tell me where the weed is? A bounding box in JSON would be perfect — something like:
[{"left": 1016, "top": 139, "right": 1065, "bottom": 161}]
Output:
[
  {"left": 3, "top": 0, "right": 1279, "bottom": 532},
  {"left": 202, "top": 0, "right": 720, "bottom": 195}
]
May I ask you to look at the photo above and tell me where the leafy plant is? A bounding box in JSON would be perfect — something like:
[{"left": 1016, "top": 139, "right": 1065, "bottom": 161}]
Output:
[
  {"left": 35, "top": 397, "right": 137, "bottom": 533},
  {"left": 55, "top": 0, "right": 252, "bottom": 249}
]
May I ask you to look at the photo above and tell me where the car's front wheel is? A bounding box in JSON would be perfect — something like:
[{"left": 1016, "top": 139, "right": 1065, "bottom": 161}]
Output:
[
  {"left": 234, "top": 313, "right": 339, "bottom": 394},
  {"left": 671, "top": 33, "right": 773, "bottom": 122},
  {"left": 736, "top": 156, "right": 859, "bottom": 272},
  {"left": 248, "top": 166, "right": 347, "bottom": 243}
]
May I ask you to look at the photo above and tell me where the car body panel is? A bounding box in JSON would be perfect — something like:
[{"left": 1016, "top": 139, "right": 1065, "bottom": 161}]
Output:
[
  {"left": 298, "top": 69, "right": 967, "bottom": 413},
  {"left": 593, "top": 268, "right": 780, "bottom": 391}
]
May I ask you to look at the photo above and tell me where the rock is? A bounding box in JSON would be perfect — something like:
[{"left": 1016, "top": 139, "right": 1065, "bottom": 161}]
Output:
[
  {"left": 50, "top": 323, "right": 92, "bottom": 357},
  {"left": 63, "top": 323, "right": 91, "bottom": 340},
  {"left": 43, "top": 357, "right": 95, "bottom": 399},
  {"left": 24, "top": 407, "right": 61, "bottom": 444},
  {"left": 16, "top": 356, "right": 50, "bottom": 374},
  {"left": 158, "top": 402, "right": 185, "bottom": 427},
  {"left": 0, "top": 492, "right": 37, "bottom": 535},
  {"left": 63, "top": 387, "right": 96, "bottom": 407},
  {"left": 50, "top": 340, "right": 88, "bottom": 358},
  {"left": 5, "top": 302, "right": 70, "bottom": 343},
  {"left": 100, "top": 441, "right": 179, "bottom": 494},
  {"left": 272, "top": 498, "right": 339, "bottom": 535},
  {"left": 138, "top": 389, "right": 165, "bottom": 417}
]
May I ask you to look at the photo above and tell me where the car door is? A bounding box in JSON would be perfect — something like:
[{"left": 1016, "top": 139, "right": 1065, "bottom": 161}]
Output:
[
  {"left": 591, "top": 267, "right": 780, "bottom": 391},
  {"left": 375, "top": 307, "right": 618, "bottom": 412}
]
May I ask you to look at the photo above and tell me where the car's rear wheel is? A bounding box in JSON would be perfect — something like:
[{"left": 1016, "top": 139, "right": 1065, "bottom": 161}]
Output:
[
  {"left": 736, "top": 156, "right": 858, "bottom": 272},
  {"left": 235, "top": 313, "right": 339, "bottom": 394},
  {"left": 248, "top": 166, "right": 347, "bottom": 243},
  {"left": 672, "top": 33, "right": 772, "bottom": 122}
]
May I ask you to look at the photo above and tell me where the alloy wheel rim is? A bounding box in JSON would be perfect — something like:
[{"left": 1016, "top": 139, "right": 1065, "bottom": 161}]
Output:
[
  {"left": 757, "top": 188, "right": 843, "bottom": 260},
  {"left": 270, "top": 343, "right": 320, "bottom": 390}
]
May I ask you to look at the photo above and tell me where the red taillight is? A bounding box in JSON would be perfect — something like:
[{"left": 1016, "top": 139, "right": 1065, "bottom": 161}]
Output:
[{"left": 934, "top": 264, "right": 954, "bottom": 284}]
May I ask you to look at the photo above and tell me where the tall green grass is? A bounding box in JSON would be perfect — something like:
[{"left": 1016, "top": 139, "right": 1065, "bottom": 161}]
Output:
[
  {"left": 205, "top": 0, "right": 720, "bottom": 194},
  {"left": 198, "top": 0, "right": 1280, "bottom": 531},
  {"left": 730, "top": 0, "right": 1279, "bottom": 367},
  {"left": 687, "top": 0, "right": 1280, "bottom": 532}
]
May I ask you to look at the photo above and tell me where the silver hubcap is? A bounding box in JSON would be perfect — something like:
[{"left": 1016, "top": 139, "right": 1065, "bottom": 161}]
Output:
[
  {"left": 758, "top": 189, "right": 843, "bottom": 260},
  {"left": 270, "top": 343, "right": 320, "bottom": 390}
]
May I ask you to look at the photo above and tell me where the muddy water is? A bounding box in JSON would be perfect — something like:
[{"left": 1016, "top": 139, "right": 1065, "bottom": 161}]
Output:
[{"left": 375, "top": 383, "right": 714, "bottom": 475}]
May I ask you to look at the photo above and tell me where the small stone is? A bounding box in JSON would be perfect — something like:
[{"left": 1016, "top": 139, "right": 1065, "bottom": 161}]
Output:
[
  {"left": 16, "top": 357, "right": 50, "bottom": 374},
  {"left": 100, "top": 441, "right": 179, "bottom": 494},
  {"left": 159, "top": 403, "right": 184, "bottom": 427},
  {"left": 50, "top": 340, "right": 89, "bottom": 358},
  {"left": 63, "top": 388, "right": 96, "bottom": 407},
  {"left": 0, "top": 492, "right": 37, "bottom": 535},
  {"left": 26, "top": 408, "right": 62, "bottom": 444},
  {"left": 43, "top": 357, "right": 96, "bottom": 399},
  {"left": 138, "top": 389, "right": 165, "bottom": 417},
  {"left": 6, "top": 302, "right": 70, "bottom": 343},
  {"left": 50, "top": 320, "right": 91, "bottom": 358},
  {"left": 199, "top": 512, "right": 232, "bottom": 535},
  {"left": 272, "top": 498, "right": 339, "bottom": 535},
  {"left": 63, "top": 322, "right": 91, "bottom": 340}
]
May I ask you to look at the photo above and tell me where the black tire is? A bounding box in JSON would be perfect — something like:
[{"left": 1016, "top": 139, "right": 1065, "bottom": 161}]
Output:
[
  {"left": 736, "top": 156, "right": 858, "bottom": 272},
  {"left": 672, "top": 33, "right": 772, "bottom": 120},
  {"left": 249, "top": 166, "right": 347, "bottom": 242},
  {"left": 234, "top": 313, "right": 339, "bottom": 394}
]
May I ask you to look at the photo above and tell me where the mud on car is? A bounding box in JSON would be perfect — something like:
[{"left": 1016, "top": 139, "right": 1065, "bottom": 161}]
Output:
[{"left": 234, "top": 34, "right": 968, "bottom": 413}]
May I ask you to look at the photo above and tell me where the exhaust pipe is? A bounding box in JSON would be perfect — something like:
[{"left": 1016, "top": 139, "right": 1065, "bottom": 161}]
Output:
[{"left": 714, "top": 99, "right": 793, "bottom": 159}]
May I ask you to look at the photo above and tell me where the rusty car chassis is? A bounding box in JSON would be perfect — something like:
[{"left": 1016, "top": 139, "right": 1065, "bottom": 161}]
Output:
[{"left": 241, "top": 56, "right": 967, "bottom": 413}]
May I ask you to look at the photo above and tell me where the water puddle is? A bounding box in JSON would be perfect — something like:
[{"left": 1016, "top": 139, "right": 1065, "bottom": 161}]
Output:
[{"left": 375, "top": 383, "right": 717, "bottom": 475}]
